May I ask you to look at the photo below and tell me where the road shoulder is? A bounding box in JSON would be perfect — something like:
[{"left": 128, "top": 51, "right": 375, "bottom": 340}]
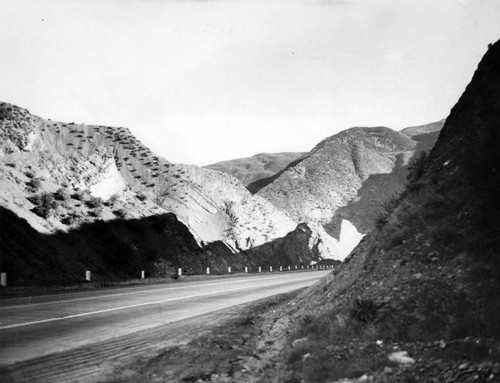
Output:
[
  {"left": 0, "top": 290, "right": 302, "bottom": 383},
  {"left": 105, "top": 290, "right": 302, "bottom": 383}
]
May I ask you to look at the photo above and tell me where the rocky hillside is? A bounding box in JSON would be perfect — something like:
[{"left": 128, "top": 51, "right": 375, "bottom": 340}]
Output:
[
  {"left": 256, "top": 122, "right": 443, "bottom": 240},
  {"left": 0, "top": 104, "right": 340, "bottom": 284},
  {"left": 0, "top": 104, "right": 301, "bottom": 250},
  {"left": 205, "top": 152, "right": 305, "bottom": 187},
  {"left": 273, "top": 40, "right": 500, "bottom": 382}
]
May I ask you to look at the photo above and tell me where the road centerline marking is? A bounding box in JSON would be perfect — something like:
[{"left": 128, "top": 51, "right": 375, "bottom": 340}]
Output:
[
  {"left": 0, "top": 275, "right": 323, "bottom": 330},
  {"left": 0, "top": 272, "right": 326, "bottom": 310}
]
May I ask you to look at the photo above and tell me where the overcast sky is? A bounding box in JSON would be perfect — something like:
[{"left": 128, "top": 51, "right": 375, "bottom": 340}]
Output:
[{"left": 1, "top": 0, "right": 500, "bottom": 165}]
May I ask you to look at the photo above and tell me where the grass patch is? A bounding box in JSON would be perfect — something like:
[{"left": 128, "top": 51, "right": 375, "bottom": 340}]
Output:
[{"left": 287, "top": 299, "right": 392, "bottom": 382}]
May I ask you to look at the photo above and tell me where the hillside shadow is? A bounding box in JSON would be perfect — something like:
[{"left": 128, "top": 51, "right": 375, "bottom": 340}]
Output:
[
  {"left": 0, "top": 206, "right": 325, "bottom": 286},
  {"left": 0, "top": 207, "right": 250, "bottom": 286},
  {"left": 240, "top": 223, "right": 337, "bottom": 268},
  {"left": 247, "top": 156, "right": 309, "bottom": 194},
  {"left": 326, "top": 130, "right": 440, "bottom": 237}
]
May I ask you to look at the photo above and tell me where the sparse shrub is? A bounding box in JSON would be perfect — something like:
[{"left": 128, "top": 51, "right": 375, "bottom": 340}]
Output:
[
  {"left": 26, "top": 177, "right": 42, "bottom": 191},
  {"left": 86, "top": 196, "right": 103, "bottom": 209},
  {"left": 152, "top": 259, "right": 175, "bottom": 278},
  {"left": 349, "top": 298, "right": 380, "bottom": 324},
  {"left": 54, "top": 188, "right": 70, "bottom": 201},
  {"left": 61, "top": 214, "right": 76, "bottom": 225},
  {"left": 108, "top": 193, "right": 120, "bottom": 207},
  {"left": 29, "top": 192, "right": 58, "bottom": 218},
  {"left": 407, "top": 151, "right": 428, "bottom": 183},
  {"left": 71, "top": 189, "right": 86, "bottom": 201},
  {"left": 113, "top": 208, "right": 126, "bottom": 219},
  {"left": 24, "top": 170, "right": 35, "bottom": 178},
  {"left": 88, "top": 205, "right": 103, "bottom": 217},
  {"left": 375, "top": 192, "right": 403, "bottom": 229}
]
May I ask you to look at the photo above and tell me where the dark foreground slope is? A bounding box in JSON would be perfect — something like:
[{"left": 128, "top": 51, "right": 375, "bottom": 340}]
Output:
[{"left": 276, "top": 41, "right": 500, "bottom": 382}]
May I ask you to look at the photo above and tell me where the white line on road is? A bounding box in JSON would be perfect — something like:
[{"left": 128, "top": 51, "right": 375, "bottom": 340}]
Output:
[
  {"left": 0, "top": 275, "right": 320, "bottom": 330},
  {"left": 0, "top": 272, "right": 325, "bottom": 310}
]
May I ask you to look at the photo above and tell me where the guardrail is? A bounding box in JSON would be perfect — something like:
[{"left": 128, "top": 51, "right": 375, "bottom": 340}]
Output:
[{"left": 0, "top": 264, "right": 335, "bottom": 287}]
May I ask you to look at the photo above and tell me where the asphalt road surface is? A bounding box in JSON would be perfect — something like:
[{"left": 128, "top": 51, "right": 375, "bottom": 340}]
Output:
[{"left": 0, "top": 270, "right": 328, "bottom": 382}]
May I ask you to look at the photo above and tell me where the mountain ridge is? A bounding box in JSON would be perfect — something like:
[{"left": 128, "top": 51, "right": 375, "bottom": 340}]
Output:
[
  {"left": 0, "top": 102, "right": 300, "bottom": 251},
  {"left": 255, "top": 122, "right": 444, "bottom": 239},
  {"left": 0, "top": 102, "right": 345, "bottom": 283},
  {"left": 205, "top": 151, "right": 306, "bottom": 187}
]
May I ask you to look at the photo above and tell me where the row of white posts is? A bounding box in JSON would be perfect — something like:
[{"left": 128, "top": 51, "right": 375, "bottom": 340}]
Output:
[
  {"left": 0, "top": 264, "right": 335, "bottom": 286},
  {"left": 178, "top": 264, "right": 334, "bottom": 276}
]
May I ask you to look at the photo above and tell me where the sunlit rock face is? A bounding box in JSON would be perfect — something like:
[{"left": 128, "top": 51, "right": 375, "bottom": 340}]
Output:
[
  {"left": 0, "top": 102, "right": 298, "bottom": 253},
  {"left": 332, "top": 219, "right": 365, "bottom": 261}
]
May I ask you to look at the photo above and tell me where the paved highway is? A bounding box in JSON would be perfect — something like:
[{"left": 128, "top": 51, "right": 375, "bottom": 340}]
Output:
[{"left": 0, "top": 270, "right": 328, "bottom": 380}]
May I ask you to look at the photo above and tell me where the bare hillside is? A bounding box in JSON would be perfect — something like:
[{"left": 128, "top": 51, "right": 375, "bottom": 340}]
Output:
[
  {"left": 0, "top": 105, "right": 338, "bottom": 284},
  {"left": 205, "top": 152, "right": 306, "bottom": 187},
  {"left": 257, "top": 122, "right": 443, "bottom": 240}
]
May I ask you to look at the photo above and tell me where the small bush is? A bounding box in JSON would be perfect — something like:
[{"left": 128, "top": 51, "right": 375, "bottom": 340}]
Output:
[
  {"left": 29, "top": 192, "right": 58, "bottom": 218},
  {"left": 349, "top": 298, "right": 381, "bottom": 324},
  {"left": 71, "top": 190, "right": 86, "bottom": 201},
  {"left": 108, "top": 193, "right": 120, "bottom": 207},
  {"left": 54, "top": 188, "right": 70, "bottom": 201},
  {"left": 407, "top": 151, "right": 428, "bottom": 183},
  {"left": 61, "top": 214, "right": 76, "bottom": 225},
  {"left": 86, "top": 196, "right": 103, "bottom": 208},
  {"left": 26, "top": 177, "right": 42, "bottom": 191},
  {"left": 88, "top": 205, "right": 103, "bottom": 217},
  {"left": 152, "top": 259, "right": 175, "bottom": 278},
  {"left": 113, "top": 208, "right": 126, "bottom": 218},
  {"left": 375, "top": 193, "right": 403, "bottom": 229}
]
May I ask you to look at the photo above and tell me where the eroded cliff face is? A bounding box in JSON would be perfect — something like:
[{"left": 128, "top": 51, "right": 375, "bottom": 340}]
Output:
[
  {"left": 256, "top": 123, "right": 443, "bottom": 239},
  {"left": 0, "top": 103, "right": 342, "bottom": 266}
]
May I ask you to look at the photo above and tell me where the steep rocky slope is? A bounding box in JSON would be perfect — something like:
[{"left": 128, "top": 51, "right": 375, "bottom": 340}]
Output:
[
  {"left": 268, "top": 40, "right": 500, "bottom": 382},
  {"left": 0, "top": 104, "right": 339, "bottom": 283},
  {"left": 256, "top": 122, "right": 443, "bottom": 240},
  {"left": 205, "top": 152, "right": 306, "bottom": 187},
  {"left": 0, "top": 104, "right": 298, "bottom": 250}
]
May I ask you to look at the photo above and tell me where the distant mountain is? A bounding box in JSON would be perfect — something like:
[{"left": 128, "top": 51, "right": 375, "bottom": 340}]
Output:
[
  {"left": 256, "top": 121, "right": 444, "bottom": 239},
  {"left": 205, "top": 152, "right": 306, "bottom": 187},
  {"left": 0, "top": 104, "right": 334, "bottom": 284}
]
